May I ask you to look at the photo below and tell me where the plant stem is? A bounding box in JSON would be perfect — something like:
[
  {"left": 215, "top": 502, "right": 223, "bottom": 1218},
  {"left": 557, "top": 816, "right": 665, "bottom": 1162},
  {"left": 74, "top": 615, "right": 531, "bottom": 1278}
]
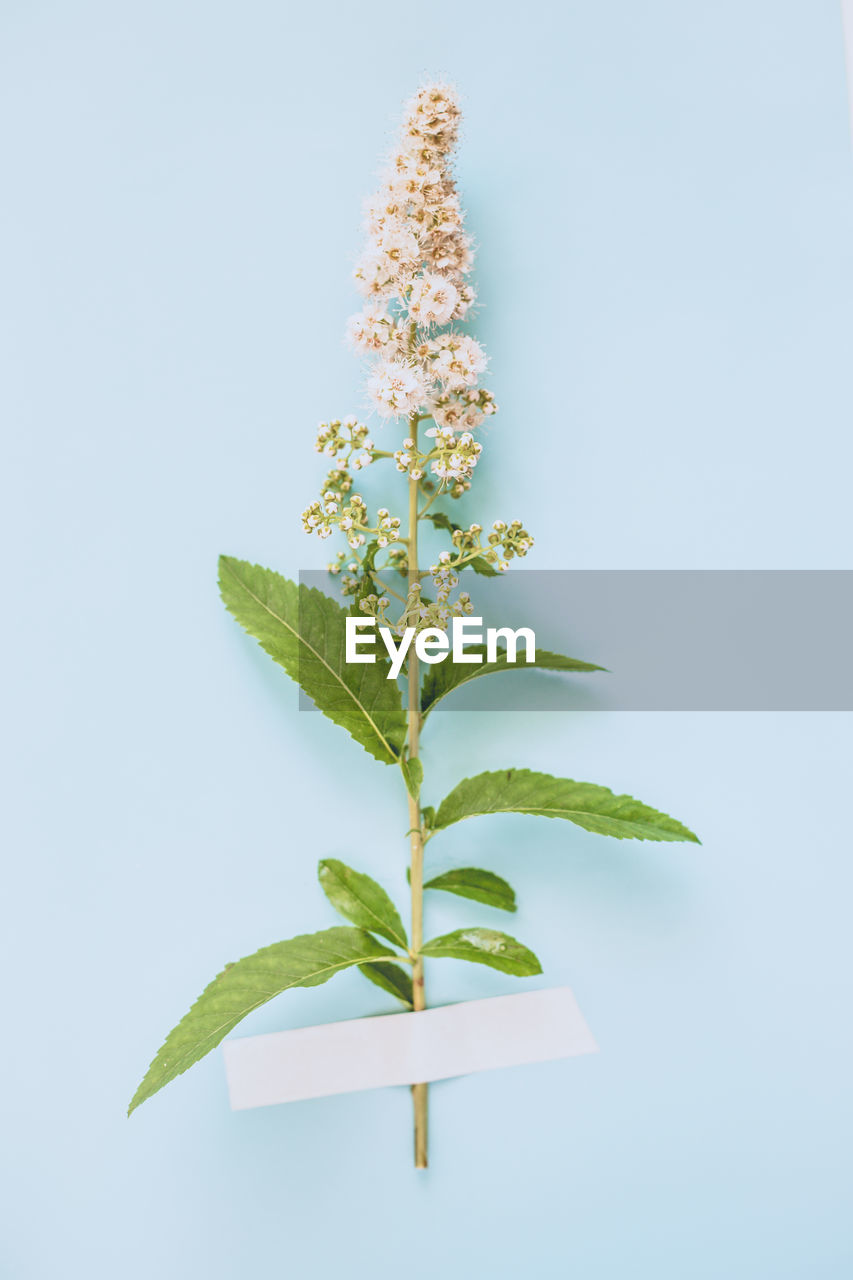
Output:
[
  {"left": 406, "top": 413, "right": 428, "bottom": 1170},
  {"left": 417, "top": 478, "right": 447, "bottom": 522}
]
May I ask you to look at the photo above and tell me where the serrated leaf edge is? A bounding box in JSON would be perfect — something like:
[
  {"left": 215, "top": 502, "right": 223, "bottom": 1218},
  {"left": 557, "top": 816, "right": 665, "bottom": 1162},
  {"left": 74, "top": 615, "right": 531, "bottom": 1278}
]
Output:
[
  {"left": 128, "top": 930, "right": 396, "bottom": 1115},
  {"left": 318, "top": 859, "right": 408, "bottom": 949},
  {"left": 219, "top": 557, "right": 402, "bottom": 763},
  {"left": 432, "top": 769, "right": 701, "bottom": 843}
]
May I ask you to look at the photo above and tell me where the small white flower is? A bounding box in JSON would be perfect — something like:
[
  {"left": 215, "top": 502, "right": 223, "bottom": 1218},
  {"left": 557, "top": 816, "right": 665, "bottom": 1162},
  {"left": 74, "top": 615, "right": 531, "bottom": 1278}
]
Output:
[
  {"left": 367, "top": 359, "right": 429, "bottom": 418},
  {"left": 345, "top": 307, "right": 394, "bottom": 352},
  {"left": 408, "top": 271, "right": 459, "bottom": 326},
  {"left": 353, "top": 250, "right": 396, "bottom": 299},
  {"left": 375, "top": 223, "right": 420, "bottom": 264}
]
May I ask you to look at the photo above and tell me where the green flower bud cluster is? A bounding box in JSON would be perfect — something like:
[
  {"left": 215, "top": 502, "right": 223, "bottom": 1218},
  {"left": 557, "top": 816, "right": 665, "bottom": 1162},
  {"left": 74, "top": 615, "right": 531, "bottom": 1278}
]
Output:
[
  {"left": 486, "top": 519, "right": 534, "bottom": 570},
  {"left": 431, "top": 428, "right": 483, "bottom": 495},
  {"left": 303, "top": 491, "right": 371, "bottom": 543},
  {"left": 393, "top": 437, "right": 425, "bottom": 479},
  {"left": 357, "top": 592, "right": 392, "bottom": 620},
  {"left": 322, "top": 467, "right": 353, "bottom": 501},
  {"left": 448, "top": 522, "right": 483, "bottom": 554},
  {"left": 315, "top": 416, "right": 376, "bottom": 472}
]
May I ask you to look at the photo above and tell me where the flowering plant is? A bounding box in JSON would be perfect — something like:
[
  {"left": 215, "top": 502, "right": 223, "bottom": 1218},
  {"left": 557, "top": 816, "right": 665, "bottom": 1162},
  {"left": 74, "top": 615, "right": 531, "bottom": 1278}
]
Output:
[{"left": 129, "top": 84, "right": 699, "bottom": 1168}]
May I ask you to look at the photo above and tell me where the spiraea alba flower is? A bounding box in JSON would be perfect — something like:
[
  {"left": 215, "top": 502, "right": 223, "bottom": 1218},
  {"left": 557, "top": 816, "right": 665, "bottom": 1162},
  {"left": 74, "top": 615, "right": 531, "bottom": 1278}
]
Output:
[
  {"left": 407, "top": 271, "right": 459, "bottom": 326},
  {"left": 367, "top": 359, "right": 430, "bottom": 418},
  {"left": 347, "top": 82, "right": 497, "bottom": 427},
  {"left": 304, "top": 81, "right": 534, "bottom": 585}
]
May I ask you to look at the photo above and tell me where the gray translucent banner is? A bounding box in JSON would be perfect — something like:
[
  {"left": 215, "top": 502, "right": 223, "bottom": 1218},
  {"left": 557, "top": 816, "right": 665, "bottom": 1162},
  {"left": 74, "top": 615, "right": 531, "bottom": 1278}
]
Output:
[{"left": 298, "top": 570, "right": 853, "bottom": 711}]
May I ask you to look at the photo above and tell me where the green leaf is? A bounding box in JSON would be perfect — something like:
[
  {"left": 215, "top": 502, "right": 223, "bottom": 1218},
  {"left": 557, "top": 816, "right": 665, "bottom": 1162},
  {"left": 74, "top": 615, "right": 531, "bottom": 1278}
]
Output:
[
  {"left": 128, "top": 927, "right": 396, "bottom": 1114},
  {"left": 358, "top": 961, "right": 413, "bottom": 1007},
  {"left": 423, "top": 867, "right": 517, "bottom": 912},
  {"left": 401, "top": 756, "right": 424, "bottom": 800},
  {"left": 423, "top": 511, "right": 457, "bottom": 534},
  {"left": 422, "top": 647, "right": 604, "bottom": 716},
  {"left": 433, "top": 769, "right": 700, "bottom": 843},
  {"left": 421, "top": 805, "right": 435, "bottom": 830},
  {"left": 317, "top": 859, "right": 408, "bottom": 948},
  {"left": 468, "top": 556, "right": 500, "bottom": 577},
  {"left": 219, "top": 557, "right": 406, "bottom": 763},
  {"left": 421, "top": 928, "right": 541, "bottom": 976}
]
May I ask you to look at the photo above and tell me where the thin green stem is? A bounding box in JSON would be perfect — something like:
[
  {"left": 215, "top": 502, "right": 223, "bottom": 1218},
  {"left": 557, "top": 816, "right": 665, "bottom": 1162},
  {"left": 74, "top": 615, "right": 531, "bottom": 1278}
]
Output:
[
  {"left": 406, "top": 412, "right": 428, "bottom": 1171},
  {"left": 367, "top": 572, "right": 406, "bottom": 603},
  {"left": 417, "top": 479, "right": 447, "bottom": 522}
]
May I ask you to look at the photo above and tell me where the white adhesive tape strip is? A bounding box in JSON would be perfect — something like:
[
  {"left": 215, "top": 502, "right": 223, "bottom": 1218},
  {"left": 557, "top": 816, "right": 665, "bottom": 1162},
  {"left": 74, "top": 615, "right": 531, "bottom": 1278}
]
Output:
[{"left": 223, "top": 986, "right": 598, "bottom": 1110}]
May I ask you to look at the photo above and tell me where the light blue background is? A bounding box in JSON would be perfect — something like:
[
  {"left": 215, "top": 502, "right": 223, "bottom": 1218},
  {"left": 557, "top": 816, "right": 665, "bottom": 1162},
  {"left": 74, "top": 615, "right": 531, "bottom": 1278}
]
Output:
[{"left": 2, "top": 2, "right": 852, "bottom": 1277}]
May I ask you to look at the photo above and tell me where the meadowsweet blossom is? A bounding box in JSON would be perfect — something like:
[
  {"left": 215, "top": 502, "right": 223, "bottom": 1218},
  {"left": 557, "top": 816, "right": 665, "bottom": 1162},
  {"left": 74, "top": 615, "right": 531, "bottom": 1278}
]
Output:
[
  {"left": 302, "top": 82, "right": 533, "bottom": 606},
  {"left": 407, "top": 272, "right": 459, "bottom": 326},
  {"left": 342, "top": 81, "right": 496, "bottom": 424},
  {"left": 346, "top": 306, "right": 395, "bottom": 352},
  {"left": 367, "top": 359, "right": 429, "bottom": 419},
  {"left": 430, "top": 385, "right": 497, "bottom": 430},
  {"left": 428, "top": 332, "right": 487, "bottom": 390}
]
